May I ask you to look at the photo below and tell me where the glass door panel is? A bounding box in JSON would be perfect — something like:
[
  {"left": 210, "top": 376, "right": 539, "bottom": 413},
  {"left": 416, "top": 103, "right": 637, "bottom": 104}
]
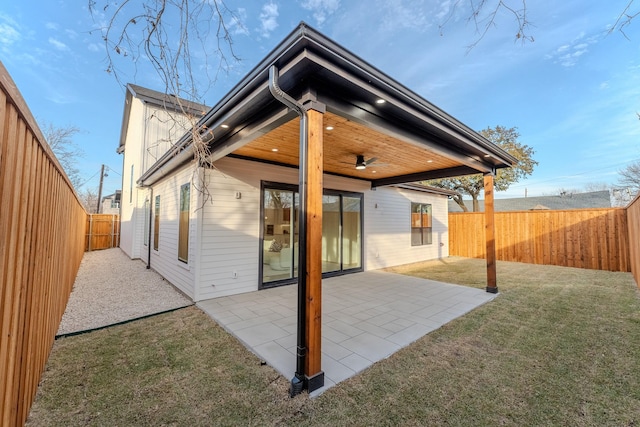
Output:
[
  {"left": 342, "top": 196, "right": 361, "bottom": 270},
  {"left": 263, "top": 189, "right": 297, "bottom": 284},
  {"left": 322, "top": 195, "right": 341, "bottom": 273}
]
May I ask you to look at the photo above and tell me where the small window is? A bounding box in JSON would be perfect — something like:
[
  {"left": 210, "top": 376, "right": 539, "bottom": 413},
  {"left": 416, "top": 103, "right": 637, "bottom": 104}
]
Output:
[
  {"left": 143, "top": 198, "right": 149, "bottom": 247},
  {"left": 153, "top": 195, "right": 160, "bottom": 251},
  {"left": 129, "top": 164, "right": 134, "bottom": 203},
  {"left": 411, "top": 202, "right": 432, "bottom": 246},
  {"left": 178, "top": 183, "right": 190, "bottom": 263}
]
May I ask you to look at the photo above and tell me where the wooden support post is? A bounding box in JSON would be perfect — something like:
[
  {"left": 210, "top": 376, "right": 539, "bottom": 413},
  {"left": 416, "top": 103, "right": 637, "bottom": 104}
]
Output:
[
  {"left": 484, "top": 172, "right": 498, "bottom": 293},
  {"left": 304, "top": 107, "right": 324, "bottom": 391}
]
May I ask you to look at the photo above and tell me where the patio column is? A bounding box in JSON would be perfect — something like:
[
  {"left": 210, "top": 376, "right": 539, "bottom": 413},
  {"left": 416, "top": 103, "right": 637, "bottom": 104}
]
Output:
[
  {"left": 303, "top": 104, "right": 324, "bottom": 392},
  {"left": 484, "top": 172, "right": 498, "bottom": 293}
]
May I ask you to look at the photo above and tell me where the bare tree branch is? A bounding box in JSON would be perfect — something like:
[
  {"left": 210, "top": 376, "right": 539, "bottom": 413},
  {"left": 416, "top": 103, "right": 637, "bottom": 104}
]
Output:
[
  {"left": 609, "top": 0, "right": 640, "bottom": 40},
  {"left": 439, "top": 0, "right": 534, "bottom": 51},
  {"left": 618, "top": 159, "right": 640, "bottom": 192},
  {"left": 42, "top": 122, "right": 84, "bottom": 189}
]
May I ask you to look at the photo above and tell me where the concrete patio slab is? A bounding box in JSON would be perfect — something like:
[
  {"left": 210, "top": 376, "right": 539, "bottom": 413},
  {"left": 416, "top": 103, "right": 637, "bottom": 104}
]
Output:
[{"left": 197, "top": 270, "right": 496, "bottom": 396}]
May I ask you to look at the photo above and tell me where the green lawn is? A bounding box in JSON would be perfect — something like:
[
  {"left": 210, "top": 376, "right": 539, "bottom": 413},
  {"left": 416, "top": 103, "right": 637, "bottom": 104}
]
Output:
[{"left": 28, "top": 257, "right": 640, "bottom": 426}]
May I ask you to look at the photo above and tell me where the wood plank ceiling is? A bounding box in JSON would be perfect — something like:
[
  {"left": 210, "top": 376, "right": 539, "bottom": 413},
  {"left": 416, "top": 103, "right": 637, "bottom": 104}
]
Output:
[{"left": 232, "top": 111, "right": 463, "bottom": 180}]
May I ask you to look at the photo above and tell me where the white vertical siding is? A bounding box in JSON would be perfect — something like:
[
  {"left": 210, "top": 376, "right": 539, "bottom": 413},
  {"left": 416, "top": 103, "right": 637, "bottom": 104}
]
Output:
[
  {"left": 149, "top": 162, "right": 199, "bottom": 298},
  {"left": 119, "top": 98, "right": 144, "bottom": 259},
  {"left": 120, "top": 98, "right": 196, "bottom": 261}
]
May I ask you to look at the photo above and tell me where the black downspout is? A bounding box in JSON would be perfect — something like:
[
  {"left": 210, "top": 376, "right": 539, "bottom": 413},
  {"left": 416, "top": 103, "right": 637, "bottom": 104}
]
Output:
[
  {"left": 147, "top": 187, "right": 153, "bottom": 270},
  {"left": 268, "top": 65, "right": 308, "bottom": 397}
]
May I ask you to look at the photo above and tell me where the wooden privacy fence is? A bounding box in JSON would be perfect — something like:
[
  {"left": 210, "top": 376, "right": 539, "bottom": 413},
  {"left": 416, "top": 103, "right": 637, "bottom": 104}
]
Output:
[
  {"left": 0, "top": 62, "right": 87, "bottom": 426},
  {"left": 86, "top": 214, "right": 120, "bottom": 251},
  {"left": 449, "top": 208, "right": 630, "bottom": 272},
  {"left": 627, "top": 195, "right": 640, "bottom": 286}
]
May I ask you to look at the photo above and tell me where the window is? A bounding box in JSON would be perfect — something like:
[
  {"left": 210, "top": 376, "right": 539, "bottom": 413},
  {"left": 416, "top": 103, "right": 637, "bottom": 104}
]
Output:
[
  {"left": 143, "top": 198, "right": 149, "bottom": 247},
  {"left": 153, "top": 195, "right": 160, "bottom": 251},
  {"left": 178, "top": 183, "right": 190, "bottom": 263},
  {"left": 129, "top": 164, "right": 134, "bottom": 203},
  {"left": 411, "top": 202, "right": 432, "bottom": 246}
]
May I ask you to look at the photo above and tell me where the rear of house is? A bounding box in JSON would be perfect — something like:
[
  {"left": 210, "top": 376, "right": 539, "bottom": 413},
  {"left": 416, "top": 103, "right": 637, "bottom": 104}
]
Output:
[{"left": 117, "top": 23, "right": 513, "bottom": 304}]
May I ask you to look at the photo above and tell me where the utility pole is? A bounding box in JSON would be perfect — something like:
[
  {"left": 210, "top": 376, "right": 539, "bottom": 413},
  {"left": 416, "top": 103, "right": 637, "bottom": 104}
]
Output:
[{"left": 96, "top": 164, "right": 105, "bottom": 214}]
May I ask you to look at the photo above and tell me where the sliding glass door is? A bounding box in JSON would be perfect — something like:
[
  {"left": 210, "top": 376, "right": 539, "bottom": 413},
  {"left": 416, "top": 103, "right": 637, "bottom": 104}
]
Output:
[{"left": 261, "top": 184, "right": 362, "bottom": 287}]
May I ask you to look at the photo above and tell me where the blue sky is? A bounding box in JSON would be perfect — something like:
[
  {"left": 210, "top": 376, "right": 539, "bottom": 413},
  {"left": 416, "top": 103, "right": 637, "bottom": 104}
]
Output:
[{"left": 1, "top": 1, "right": 639, "bottom": 198}]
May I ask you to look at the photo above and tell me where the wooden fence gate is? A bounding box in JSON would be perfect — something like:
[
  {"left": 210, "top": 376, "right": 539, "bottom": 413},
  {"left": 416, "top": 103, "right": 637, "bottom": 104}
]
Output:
[{"left": 85, "top": 214, "right": 120, "bottom": 251}]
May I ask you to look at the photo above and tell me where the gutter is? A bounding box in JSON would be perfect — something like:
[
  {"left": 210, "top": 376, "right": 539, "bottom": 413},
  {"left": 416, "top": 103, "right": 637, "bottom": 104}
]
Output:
[{"left": 268, "top": 65, "right": 309, "bottom": 397}]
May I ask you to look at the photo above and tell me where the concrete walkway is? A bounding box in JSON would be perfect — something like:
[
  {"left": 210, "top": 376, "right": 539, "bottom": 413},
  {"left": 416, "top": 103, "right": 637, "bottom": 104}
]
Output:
[{"left": 198, "top": 270, "right": 496, "bottom": 396}]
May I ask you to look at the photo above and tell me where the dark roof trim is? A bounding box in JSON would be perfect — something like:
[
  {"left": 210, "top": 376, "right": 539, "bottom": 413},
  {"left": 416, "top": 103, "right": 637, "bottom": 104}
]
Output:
[
  {"left": 391, "top": 183, "right": 458, "bottom": 197},
  {"left": 117, "top": 84, "right": 209, "bottom": 154},
  {"left": 371, "top": 166, "right": 480, "bottom": 188},
  {"left": 138, "top": 21, "right": 516, "bottom": 186},
  {"left": 127, "top": 84, "right": 209, "bottom": 115}
]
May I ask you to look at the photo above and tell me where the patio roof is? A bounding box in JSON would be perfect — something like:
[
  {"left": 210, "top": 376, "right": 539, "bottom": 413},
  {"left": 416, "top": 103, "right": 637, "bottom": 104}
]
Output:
[{"left": 138, "top": 22, "right": 516, "bottom": 187}]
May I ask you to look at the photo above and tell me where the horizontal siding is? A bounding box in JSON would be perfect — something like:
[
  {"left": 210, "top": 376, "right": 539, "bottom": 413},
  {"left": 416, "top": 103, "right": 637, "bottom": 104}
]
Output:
[
  {"left": 196, "top": 157, "right": 447, "bottom": 300},
  {"left": 150, "top": 162, "right": 198, "bottom": 298},
  {"left": 365, "top": 187, "right": 449, "bottom": 270}
]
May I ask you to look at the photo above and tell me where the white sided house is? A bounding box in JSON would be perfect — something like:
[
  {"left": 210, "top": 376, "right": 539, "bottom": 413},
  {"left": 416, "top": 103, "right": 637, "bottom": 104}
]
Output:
[
  {"left": 117, "top": 23, "right": 515, "bottom": 393},
  {"left": 117, "top": 22, "right": 516, "bottom": 301}
]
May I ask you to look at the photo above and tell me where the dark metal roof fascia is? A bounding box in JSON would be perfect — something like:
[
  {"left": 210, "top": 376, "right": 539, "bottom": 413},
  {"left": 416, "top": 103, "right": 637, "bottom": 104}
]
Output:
[
  {"left": 290, "top": 28, "right": 517, "bottom": 167},
  {"left": 127, "top": 83, "right": 209, "bottom": 115},
  {"left": 392, "top": 183, "right": 459, "bottom": 197},
  {"left": 139, "top": 21, "right": 516, "bottom": 184},
  {"left": 117, "top": 89, "right": 133, "bottom": 154},
  {"left": 138, "top": 26, "right": 316, "bottom": 185}
]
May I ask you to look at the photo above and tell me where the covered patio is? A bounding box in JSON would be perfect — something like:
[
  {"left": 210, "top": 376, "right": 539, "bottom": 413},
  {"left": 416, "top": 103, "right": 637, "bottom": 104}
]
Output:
[
  {"left": 139, "top": 22, "right": 516, "bottom": 394},
  {"left": 197, "top": 271, "right": 496, "bottom": 396}
]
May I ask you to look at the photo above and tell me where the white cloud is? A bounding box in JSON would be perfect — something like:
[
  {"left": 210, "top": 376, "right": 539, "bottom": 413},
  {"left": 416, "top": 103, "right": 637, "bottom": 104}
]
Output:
[
  {"left": 435, "top": 0, "right": 452, "bottom": 21},
  {"left": 48, "top": 37, "right": 69, "bottom": 51},
  {"left": 229, "top": 7, "right": 249, "bottom": 36},
  {"left": 377, "top": 1, "right": 430, "bottom": 32},
  {"left": 300, "top": 0, "right": 340, "bottom": 26},
  {"left": 259, "top": 1, "right": 279, "bottom": 38},
  {"left": 0, "top": 14, "right": 21, "bottom": 50},
  {"left": 45, "top": 22, "right": 59, "bottom": 30},
  {"left": 87, "top": 43, "right": 100, "bottom": 52},
  {"left": 65, "top": 29, "right": 78, "bottom": 39},
  {"left": 0, "top": 22, "right": 20, "bottom": 47},
  {"left": 547, "top": 33, "right": 600, "bottom": 67}
]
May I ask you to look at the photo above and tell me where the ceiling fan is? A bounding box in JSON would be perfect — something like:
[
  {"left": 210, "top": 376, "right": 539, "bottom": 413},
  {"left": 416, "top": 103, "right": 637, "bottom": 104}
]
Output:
[{"left": 354, "top": 155, "right": 382, "bottom": 170}]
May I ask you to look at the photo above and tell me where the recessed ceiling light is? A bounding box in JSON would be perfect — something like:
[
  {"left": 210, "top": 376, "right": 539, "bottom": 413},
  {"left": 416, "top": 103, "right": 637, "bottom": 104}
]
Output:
[
  {"left": 375, "top": 99, "right": 386, "bottom": 104},
  {"left": 221, "top": 124, "right": 229, "bottom": 129},
  {"left": 427, "top": 160, "right": 433, "bottom": 163},
  {"left": 271, "top": 148, "right": 279, "bottom": 152},
  {"left": 372, "top": 170, "right": 377, "bottom": 174},
  {"left": 484, "top": 154, "right": 491, "bottom": 158},
  {"left": 325, "top": 126, "right": 334, "bottom": 131}
]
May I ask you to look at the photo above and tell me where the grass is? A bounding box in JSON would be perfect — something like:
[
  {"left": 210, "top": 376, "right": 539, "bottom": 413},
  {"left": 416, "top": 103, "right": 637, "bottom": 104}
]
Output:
[{"left": 27, "top": 257, "right": 640, "bottom": 426}]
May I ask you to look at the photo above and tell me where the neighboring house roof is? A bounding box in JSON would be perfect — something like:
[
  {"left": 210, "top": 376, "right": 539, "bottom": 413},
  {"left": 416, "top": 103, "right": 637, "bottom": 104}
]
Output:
[
  {"left": 136, "top": 21, "right": 517, "bottom": 189},
  {"left": 448, "top": 190, "right": 612, "bottom": 212},
  {"left": 101, "top": 189, "right": 121, "bottom": 203},
  {"left": 117, "top": 84, "right": 209, "bottom": 154}
]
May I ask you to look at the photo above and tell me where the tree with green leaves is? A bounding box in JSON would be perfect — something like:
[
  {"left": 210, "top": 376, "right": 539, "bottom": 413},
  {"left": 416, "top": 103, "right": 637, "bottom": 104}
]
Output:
[{"left": 428, "top": 126, "right": 537, "bottom": 212}]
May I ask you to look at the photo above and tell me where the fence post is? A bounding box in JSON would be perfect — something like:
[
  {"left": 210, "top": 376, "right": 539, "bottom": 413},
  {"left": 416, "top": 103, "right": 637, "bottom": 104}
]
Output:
[
  {"left": 110, "top": 214, "right": 115, "bottom": 248},
  {"left": 88, "top": 214, "right": 93, "bottom": 252}
]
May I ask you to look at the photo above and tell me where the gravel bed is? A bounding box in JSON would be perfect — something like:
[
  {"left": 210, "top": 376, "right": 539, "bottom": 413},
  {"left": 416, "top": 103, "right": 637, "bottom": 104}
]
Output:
[{"left": 57, "top": 248, "right": 192, "bottom": 336}]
